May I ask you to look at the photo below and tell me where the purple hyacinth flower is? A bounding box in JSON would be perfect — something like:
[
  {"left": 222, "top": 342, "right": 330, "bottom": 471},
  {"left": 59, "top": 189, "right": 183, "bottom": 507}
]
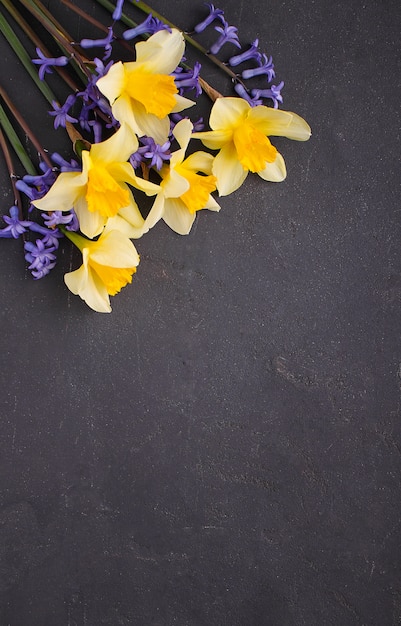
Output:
[
  {"left": 80, "top": 27, "right": 114, "bottom": 60},
  {"left": 210, "top": 20, "right": 241, "bottom": 55},
  {"left": 229, "top": 39, "right": 262, "bottom": 67},
  {"left": 49, "top": 95, "right": 78, "bottom": 129},
  {"left": 172, "top": 62, "right": 202, "bottom": 96},
  {"left": 194, "top": 3, "right": 225, "bottom": 33},
  {"left": 32, "top": 48, "right": 69, "bottom": 81},
  {"left": 138, "top": 137, "right": 171, "bottom": 170},
  {"left": 0, "top": 206, "right": 33, "bottom": 239},
  {"left": 24, "top": 239, "right": 57, "bottom": 279}
]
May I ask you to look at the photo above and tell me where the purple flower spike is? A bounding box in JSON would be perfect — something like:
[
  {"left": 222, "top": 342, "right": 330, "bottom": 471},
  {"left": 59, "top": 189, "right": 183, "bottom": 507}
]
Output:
[
  {"left": 229, "top": 39, "right": 261, "bottom": 67},
  {"left": 138, "top": 137, "right": 171, "bottom": 171},
  {"left": 251, "top": 81, "right": 284, "bottom": 108},
  {"left": 173, "top": 62, "right": 202, "bottom": 96},
  {"left": 0, "top": 206, "right": 33, "bottom": 239},
  {"left": 32, "top": 48, "right": 69, "bottom": 81},
  {"left": 241, "top": 53, "right": 275, "bottom": 82},
  {"left": 49, "top": 95, "right": 78, "bottom": 129},
  {"left": 210, "top": 20, "right": 241, "bottom": 55},
  {"left": 24, "top": 239, "right": 57, "bottom": 279},
  {"left": 194, "top": 3, "right": 225, "bottom": 33}
]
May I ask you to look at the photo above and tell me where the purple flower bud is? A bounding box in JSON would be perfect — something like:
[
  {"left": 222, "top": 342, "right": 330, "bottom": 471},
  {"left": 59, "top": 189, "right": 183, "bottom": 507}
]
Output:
[
  {"left": 49, "top": 95, "right": 78, "bottom": 129},
  {"left": 0, "top": 206, "right": 33, "bottom": 239},
  {"left": 112, "top": 0, "right": 125, "bottom": 20}
]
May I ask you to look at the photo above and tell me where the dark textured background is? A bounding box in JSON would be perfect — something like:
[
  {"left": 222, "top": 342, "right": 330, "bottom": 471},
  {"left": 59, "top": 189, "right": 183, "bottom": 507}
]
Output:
[{"left": 1, "top": 0, "right": 400, "bottom": 624}]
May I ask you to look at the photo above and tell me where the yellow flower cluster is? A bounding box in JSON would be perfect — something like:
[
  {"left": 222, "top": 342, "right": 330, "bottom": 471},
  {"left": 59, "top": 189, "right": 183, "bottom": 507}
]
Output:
[{"left": 33, "top": 28, "right": 311, "bottom": 313}]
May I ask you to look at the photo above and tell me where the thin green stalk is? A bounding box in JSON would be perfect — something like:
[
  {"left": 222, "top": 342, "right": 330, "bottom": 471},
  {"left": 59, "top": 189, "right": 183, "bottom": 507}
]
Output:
[
  {"left": 0, "top": 85, "right": 52, "bottom": 168},
  {"left": 0, "top": 0, "right": 80, "bottom": 94},
  {"left": 0, "top": 103, "right": 36, "bottom": 175},
  {"left": 0, "top": 11, "right": 57, "bottom": 105},
  {"left": 0, "top": 125, "right": 23, "bottom": 213},
  {"left": 18, "top": 0, "right": 91, "bottom": 82}
]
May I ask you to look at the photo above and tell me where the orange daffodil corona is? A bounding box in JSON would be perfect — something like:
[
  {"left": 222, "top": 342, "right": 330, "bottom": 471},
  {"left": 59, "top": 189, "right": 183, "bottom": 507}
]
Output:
[
  {"left": 30, "top": 29, "right": 311, "bottom": 312},
  {"left": 192, "top": 97, "right": 311, "bottom": 196}
]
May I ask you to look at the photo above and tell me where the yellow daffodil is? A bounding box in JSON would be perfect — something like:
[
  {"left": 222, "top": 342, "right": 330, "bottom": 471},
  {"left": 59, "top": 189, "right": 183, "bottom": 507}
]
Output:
[
  {"left": 96, "top": 29, "right": 194, "bottom": 144},
  {"left": 138, "top": 118, "right": 220, "bottom": 236},
  {"left": 32, "top": 124, "right": 159, "bottom": 239},
  {"left": 192, "top": 97, "right": 311, "bottom": 196},
  {"left": 63, "top": 229, "right": 140, "bottom": 313}
]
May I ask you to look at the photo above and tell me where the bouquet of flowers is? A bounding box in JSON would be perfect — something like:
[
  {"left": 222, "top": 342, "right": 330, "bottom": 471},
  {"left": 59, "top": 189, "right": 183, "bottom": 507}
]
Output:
[{"left": 0, "top": 0, "right": 311, "bottom": 312}]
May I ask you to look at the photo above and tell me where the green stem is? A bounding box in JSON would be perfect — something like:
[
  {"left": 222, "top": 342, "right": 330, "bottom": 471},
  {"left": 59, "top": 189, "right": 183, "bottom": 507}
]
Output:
[
  {"left": 0, "top": 125, "right": 23, "bottom": 213},
  {"left": 18, "top": 0, "right": 91, "bottom": 82},
  {"left": 0, "top": 10, "right": 57, "bottom": 106},
  {"left": 0, "top": 102, "right": 36, "bottom": 175},
  {"left": 0, "top": 85, "right": 52, "bottom": 168},
  {"left": 0, "top": 0, "right": 80, "bottom": 94}
]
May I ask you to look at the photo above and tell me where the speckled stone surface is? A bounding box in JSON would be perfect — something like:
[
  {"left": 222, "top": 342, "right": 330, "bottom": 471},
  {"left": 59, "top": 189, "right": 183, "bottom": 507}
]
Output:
[{"left": 0, "top": 1, "right": 400, "bottom": 624}]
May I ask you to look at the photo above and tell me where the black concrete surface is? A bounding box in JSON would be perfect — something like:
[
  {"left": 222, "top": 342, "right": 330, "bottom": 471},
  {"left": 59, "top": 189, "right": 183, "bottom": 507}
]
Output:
[{"left": 0, "top": 0, "right": 400, "bottom": 624}]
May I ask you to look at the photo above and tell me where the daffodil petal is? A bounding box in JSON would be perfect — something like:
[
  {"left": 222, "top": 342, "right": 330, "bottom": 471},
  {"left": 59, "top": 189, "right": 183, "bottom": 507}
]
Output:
[
  {"left": 209, "top": 96, "right": 249, "bottom": 130},
  {"left": 135, "top": 29, "right": 185, "bottom": 74},
  {"left": 213, "top": 143, "right": 248, "bottom": 196},
  {"left": 257, "top": 152, "right": 287, "bottom": 182},
  {"left": 162, "top": 197, "right": 196, "bottom": 235},
  {"left": 104, "top": 214, "right": 143, "bottom": 239},
  {"left": 112, "top": 94, "right": 141, "bottom": 135},
  {"left": 131, "top": 105, "right": 171, "bottom": 145},
  {"left": 183, "top": 151, "right": 214, "bottom": 174},
  {"left": 90, "top": 123, "right": 138, "bottom": 164},
  {"left": 90, "top": 230, "right": 139, "bottom": 268},
  {"left": 109, "top": 162, "right": 160, "bottom": 196},
  {"left": 161, "top": 168, "right": 190, "bottom": 198},
  {"left": 191, "top": 129, "right": 232, "bottom": 150},
  {"left": 32, "top": 171, "right": 85, "bottom": 213},
  {"left": 96, "top": 61, "right": 125, "bottom": 105},
  {"left": 172, "top": 118, "right": 192, "bottom": 151},
  {"left": 248, "top": 107, "right": 311, "bottom": 141},
  {"left": 75, "top": 195, "right": 105, "bottom": 239},
  {"left": 65, "top": 251, "right": 112, "bottom": 313},
  {"left": 141, "top": 193, "right": 166, "bottom": 233},
  {"left": 204, "top": 194, "right": 221, "bottom": 211},
  {"left": 171, "top": 94, "right": 195, "bottom": 113}
]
